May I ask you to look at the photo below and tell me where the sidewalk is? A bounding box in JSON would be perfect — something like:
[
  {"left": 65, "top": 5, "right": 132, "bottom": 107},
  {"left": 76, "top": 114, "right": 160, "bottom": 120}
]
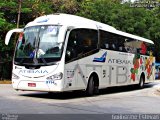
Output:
[{"left": 0, "top": 80, "right": 11, "bottom": 84}]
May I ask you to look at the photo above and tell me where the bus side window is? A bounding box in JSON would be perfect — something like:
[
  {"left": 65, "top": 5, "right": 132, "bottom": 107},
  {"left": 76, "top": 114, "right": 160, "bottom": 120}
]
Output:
[
  {"left": 109, "top": 34, "right": 118, "bottom": 51},
  {"left": 65, "top": 28, "right": 98, "bottom": 63},
  {"left": 110, "top": 44, "right": 116, "bottom": 50},
  {"left": 100, "top": 30, "right": 111, "bottom": 50},
  {"left": 124, "top": 38, "right": 138, "bottom": 54},
  {"left": 100, "top": 30, "right": 121, "bottom": 51},
  {"left": 105, "top": 43, "right": 109, "bottom": 49},
  {"left": 117, "top": 36, "right": 127, "bottom": 52},
  {"left": 83, "top": 38, "right": 91, "bottom": 52},
  {"left": 77, "top": 29, "right": 98, "bottom": 54},
  {"left": 65, "top": 31, "right": 78, "bottom": 62}
]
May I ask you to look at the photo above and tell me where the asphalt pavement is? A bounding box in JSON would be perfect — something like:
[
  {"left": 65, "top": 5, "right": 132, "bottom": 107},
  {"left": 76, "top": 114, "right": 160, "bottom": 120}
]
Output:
[{"left": 0, "top": 81, "right": 160, "bottom": 120}]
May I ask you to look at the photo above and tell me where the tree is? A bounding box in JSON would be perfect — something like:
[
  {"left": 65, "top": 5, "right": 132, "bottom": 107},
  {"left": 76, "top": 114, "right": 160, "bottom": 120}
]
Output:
[
  {"left": 0, "top": 0, "right": 160, "bottom": 79},
  {"left": 51, "top": 0, "right": 80, "bottom": 14}
]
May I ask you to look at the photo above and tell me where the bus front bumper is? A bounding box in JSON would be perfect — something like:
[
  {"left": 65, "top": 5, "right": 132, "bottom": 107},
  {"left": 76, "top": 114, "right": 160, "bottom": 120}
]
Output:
[{"left": 12, "top": 80, "right": 62, "bottom": 92}]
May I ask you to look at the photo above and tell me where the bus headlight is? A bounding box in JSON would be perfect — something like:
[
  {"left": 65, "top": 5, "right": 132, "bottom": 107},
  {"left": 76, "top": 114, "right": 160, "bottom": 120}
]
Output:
[
  {"left": 47, "top": 72, "right": 63, "bottom": 80},
  {"left": 12, "top": 73, "right": 19, "bottom": 79}
]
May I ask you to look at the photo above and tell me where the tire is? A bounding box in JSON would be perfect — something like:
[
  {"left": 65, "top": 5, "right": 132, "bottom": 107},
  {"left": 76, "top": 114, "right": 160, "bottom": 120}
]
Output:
[
  {"left": 86, "top": 76, "right": 99, "bottom": 96},
  {"left": 138, "top": 76, "right": 145, "bottom": 89},
  {"left": 94, "top": 85, "right": 99, "bottom": 95}
]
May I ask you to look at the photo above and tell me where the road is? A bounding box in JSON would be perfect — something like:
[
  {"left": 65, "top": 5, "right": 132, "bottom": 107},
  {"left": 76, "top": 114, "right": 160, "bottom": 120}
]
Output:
[{"left": 0, "top": 82, "right": 160, "bottom": 115}]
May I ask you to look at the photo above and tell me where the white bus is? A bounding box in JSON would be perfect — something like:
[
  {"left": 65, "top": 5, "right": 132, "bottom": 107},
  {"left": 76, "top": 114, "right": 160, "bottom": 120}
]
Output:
[{"left": 5, "top": 13, "right": 155, "bottom": 96}]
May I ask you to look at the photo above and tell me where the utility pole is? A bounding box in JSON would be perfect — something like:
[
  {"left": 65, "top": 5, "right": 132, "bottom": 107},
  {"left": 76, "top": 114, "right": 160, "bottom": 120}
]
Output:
[{"left": 17, "top": 0, "right": 22, "bottom": 28}]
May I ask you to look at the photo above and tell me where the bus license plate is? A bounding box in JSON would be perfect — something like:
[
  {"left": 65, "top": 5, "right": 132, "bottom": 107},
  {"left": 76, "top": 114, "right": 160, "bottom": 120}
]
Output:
[{"left": 28, "top": 83, "right": 36, "bottom": 87}]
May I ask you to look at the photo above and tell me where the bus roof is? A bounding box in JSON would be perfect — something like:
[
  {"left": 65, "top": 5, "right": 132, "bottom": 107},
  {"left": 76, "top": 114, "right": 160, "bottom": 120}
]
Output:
[
  {"left": 115, "top": 30, "right": 154, "bottom": 44},
  {"left": 26, "top": 13, "right": 154, "bottom": 44}
]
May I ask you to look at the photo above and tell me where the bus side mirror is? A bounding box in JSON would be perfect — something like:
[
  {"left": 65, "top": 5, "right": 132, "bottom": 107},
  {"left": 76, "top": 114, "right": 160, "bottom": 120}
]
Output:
[{"left": 5, "top": 28, "right": 23, "bottom": 45}]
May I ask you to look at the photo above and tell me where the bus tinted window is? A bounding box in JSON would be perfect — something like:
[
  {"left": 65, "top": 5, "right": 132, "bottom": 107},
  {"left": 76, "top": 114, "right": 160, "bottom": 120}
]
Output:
[
  {"left": 124, "top": 39, "right": 153, "bottom": 55},
  {"left": 123, "top": 38, "right": 138, "bottom": 54},
  {"left": 99, "top": 30, "right": 154, "bottom": 55},
  {"left": 100, "top": 30, "right": 127, "bottom": 52},
  {"left": 65, "top": 28, "right": 98, "bottom": 62}
]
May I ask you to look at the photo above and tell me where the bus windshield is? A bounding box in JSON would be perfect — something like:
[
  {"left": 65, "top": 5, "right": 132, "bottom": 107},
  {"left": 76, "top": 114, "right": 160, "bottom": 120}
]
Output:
[{"left": 15, "top": 25, "right": 63, "bottom": 66}]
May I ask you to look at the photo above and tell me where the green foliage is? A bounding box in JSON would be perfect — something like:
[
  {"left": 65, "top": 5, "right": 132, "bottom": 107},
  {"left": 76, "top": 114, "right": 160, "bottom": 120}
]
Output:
[
  {"left": 77, "top": 0, "right": 160, "bottom": 61},
  {"left": 0, "top": 0, "right": 160, "bottom": 56},
  {"left": 51, "top": 0, "right": 80, "bottom": 14},
  {"left": 0, "top": 0, "right": 160, "bottom": 79}
]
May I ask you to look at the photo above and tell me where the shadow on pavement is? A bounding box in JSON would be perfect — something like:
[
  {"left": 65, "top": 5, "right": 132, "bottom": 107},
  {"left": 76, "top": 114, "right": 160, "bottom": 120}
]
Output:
[{"left": 20, "top": 82, "right": 157, "bottom": 100}]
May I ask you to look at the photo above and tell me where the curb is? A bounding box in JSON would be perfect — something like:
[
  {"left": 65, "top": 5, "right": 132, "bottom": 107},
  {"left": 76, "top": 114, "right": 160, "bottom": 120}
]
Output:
[{"left": 0, "top": 80, "right": 12, "bottom": 84}]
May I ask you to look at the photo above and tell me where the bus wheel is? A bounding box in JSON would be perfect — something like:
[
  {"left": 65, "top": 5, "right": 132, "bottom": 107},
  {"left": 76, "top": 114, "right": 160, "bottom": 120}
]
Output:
[
  {"left": 86, "top": 76, "right": 99, "bottom": 96},
  {"left": 138, "top": 75, "right": 145, "bottom": 89}
]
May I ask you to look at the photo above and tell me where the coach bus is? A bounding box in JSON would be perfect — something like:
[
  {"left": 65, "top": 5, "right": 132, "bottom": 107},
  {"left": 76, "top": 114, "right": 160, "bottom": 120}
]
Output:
[{"left": 5, "top": 13, "right": 155, "bottom": 96}]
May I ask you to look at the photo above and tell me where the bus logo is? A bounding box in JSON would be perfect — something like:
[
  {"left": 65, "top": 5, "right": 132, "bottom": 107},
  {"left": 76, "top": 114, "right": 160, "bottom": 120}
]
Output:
[{"left": 93, "top": 52, "right": 107, "bottom": 62}]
